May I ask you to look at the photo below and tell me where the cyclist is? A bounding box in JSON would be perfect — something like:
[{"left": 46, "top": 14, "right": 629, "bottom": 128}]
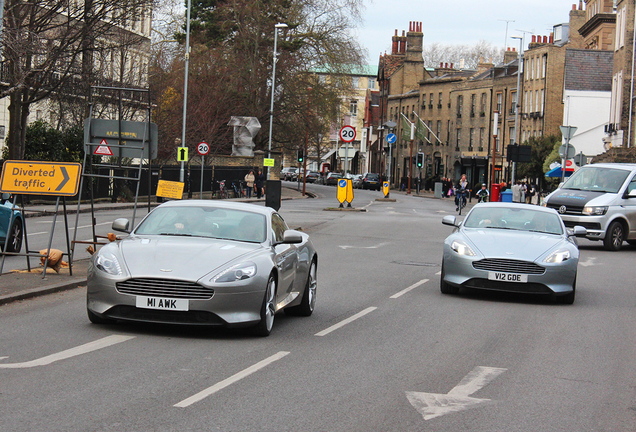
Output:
[
  {"left": 455, "top": 174, "right": 469, "bottom": 211},
  {"left": 476, "top": 183, "right": 489, "bottom": 203}
]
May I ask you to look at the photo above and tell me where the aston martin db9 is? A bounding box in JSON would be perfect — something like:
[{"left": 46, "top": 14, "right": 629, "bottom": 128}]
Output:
[
  {"left": 87, "top": 200, "right": 317, "bottom": 336},
  {"left": 441, "top": 203, "right": 586, "bottom": 304}
]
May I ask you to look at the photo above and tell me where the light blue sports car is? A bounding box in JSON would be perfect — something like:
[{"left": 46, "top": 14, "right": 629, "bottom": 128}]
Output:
[{"left": 441, "top": 203, "right": 586, "bottom": 304}]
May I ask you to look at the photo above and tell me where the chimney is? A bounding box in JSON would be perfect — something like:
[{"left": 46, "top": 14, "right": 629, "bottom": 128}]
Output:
[
  {"left": 550, "top": 33, "right": 553, "bottom": 44},
  {"left": 543, "top": 35, "right": 547, "bottom": 43},
  {"left": 532, "top": 35, "right": 536, "bottom": 43},
  {"left": 450, "top": 63, "right": 454, "bottom": 69},
  {"left": 572, "top": 3, "right": 576, "bottom": 10},
  {"left": 392, "top": 29, "right": 399, "bottom": 54},
  {"left": 406, "top": 21, "right": 423, "bottom": 62}
]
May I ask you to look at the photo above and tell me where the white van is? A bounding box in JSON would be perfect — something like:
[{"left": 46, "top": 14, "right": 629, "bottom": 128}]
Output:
[{"left": 543, "top": 163, "right": 636, "bottom": 250}]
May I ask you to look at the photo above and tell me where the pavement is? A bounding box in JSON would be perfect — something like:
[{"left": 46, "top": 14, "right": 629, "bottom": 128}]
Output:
[{"left": 0, "top": 185, "right": 311, "bottom": 306}]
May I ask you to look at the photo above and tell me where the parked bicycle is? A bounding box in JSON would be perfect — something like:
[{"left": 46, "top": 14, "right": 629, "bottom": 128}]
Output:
[
  {"left": 231, "top": 180, "right": 247, "bottom": 199},
  {"left": 216, "top": 180, "right": 228, "bottom": 199}
]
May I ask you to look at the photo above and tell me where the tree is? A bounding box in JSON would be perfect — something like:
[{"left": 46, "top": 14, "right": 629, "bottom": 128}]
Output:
[
  {"left": 2, "top": 120, "right": 83, "bottom": 162},
  {"left": 1, "top": 0, "right": 152, "bottom": 160},
  {"left": 514, "top": 134, "right": 561, "bottom": 192},
  {"left": 422, "top": 40, "right": 503, "bottom": 69},
  {"left": 150, "top": 0, "right": 364, "bottom": 162}
]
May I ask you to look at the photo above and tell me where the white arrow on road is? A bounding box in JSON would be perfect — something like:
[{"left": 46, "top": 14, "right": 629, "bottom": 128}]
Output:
[
  {"left": 406, "top": 366, "right": 506, "bottom": 420},
  {"left": 339, "top": 242, "right": 389, "bottom": 250}
]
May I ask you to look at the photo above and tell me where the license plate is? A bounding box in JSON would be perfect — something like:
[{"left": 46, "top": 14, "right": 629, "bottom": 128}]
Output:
[
  {"left": 136, "top": 296, "right": 189, "bottom": 311},
  {"left": 488, "top": 272, "right": 528, "bottom": 283}
]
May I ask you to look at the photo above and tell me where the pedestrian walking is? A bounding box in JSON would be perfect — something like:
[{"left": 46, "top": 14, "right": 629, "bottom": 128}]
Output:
[
  {"left": 244, "top": 170, "right": 255, "bottom": 198},
  {"left": 255, "top": 169, "right": 265, "bottom": 199}
]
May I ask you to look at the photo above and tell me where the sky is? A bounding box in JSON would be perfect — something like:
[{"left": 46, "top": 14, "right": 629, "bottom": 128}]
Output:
[{"left": 357, "top": 0, "right": 584, "bottom": 63}]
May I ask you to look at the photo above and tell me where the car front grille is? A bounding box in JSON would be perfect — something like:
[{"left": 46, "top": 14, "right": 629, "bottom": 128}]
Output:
[
  {"left": 563, "top": 220, "right": 601, "bottom": 230},
  {"left": 116, "top": 278, "right": 214, "bottom": 300},
  {"left": 545, "top": 203, "right": 584, "bottom": 215},
  {"left": 472, "top": 259, "right": 545, "bottom": 275}
]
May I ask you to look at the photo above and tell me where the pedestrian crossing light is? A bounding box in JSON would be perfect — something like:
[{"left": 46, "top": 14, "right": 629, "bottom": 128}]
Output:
[
  {"left": 297, "top": 150, "right": 303, "bottom": 163},
  {"left": 417, "top": 153, "right": 423, "bottom": 168}
]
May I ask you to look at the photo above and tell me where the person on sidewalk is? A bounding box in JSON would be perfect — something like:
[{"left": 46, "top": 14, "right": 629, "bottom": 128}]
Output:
[
  {"left": 255, "top": 169, "right": 265, "bottom": 199},
  {"left": 244, "top": 170, "right": 255, "bottom": 198}
]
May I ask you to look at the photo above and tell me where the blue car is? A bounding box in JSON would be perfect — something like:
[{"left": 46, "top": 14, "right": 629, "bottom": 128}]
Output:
[{"left": 0, "top": 193, "right": 23, "bottom": 253}]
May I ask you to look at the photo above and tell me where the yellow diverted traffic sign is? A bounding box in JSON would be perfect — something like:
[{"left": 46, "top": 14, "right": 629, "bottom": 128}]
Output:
[
  {"left": 263, "top": 158, "right": 275, "bottom": 167},
  {"left": 337, "top": 178, "right": 354, "bottom": 207},
  {"left": 0, "top": 160, "right": 82, "bottom": 196}
]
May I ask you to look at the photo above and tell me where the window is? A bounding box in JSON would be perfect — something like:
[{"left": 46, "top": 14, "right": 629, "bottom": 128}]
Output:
[
  {"left": 368, "top": 78, "right": 376, "bottom": 89},
  {"left": 511, "top": 91, "right": 517, "bottom": 115},
  {"left": 542, "top": 55, "right": 546, "bottom": 78},
  {"left": 436, "top": 120, "right": 442, "bottom": 143},
  {"left": 456, "top": 128, "right": 462, "bottom": 148},
  {"left": 350, "top": 100, "right": 357, "bottom": 116},
  {"left": 318, "top": 75, "right": 326, "bottom": 84},
  {"left": 469, "top": 128, "right": 474, "bottom": 149},
  {"left": 470, "top": 94, "right": 476, "bottom": 116},
  {"left": 457, "top": 95, "right": 463, "bottom": 117},
  {"left": 616, "top": 6, "right": 627, "bottom": 50},
  {"left": 479, "top": 127, "right": 485, "bottom": 149},
  {"left": 540, "top": 89, "right": 545, "bottom": 114},
  {"left": 509, "top": 126, "right": 515, "bottom": 145},
  {"left": 422, "top": 93, "right": 426, "bottom": 108},
  {"left": 529, "top": 91, "right": 533, "bottom": 113},
  {"left": 351, "top": 77, "right": 359, "bottom": 88},
  {"left": 438, "top": 92, "right": 442, "bottom": 107},
  {"left": 496, "top": 93, "right": 502, "bottom": 112},
  {"left": 535, "top": 90, "right": 539, "bottom": 113},
  {"left": 480, "top": 93, "right": 487, "bottom": 114}
]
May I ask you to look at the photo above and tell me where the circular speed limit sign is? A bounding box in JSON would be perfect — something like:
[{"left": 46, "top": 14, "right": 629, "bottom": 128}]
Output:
[
  {"left": 197, "top": 141, "right": 209, "bottom": 156},
  {"left": 339, "top": 125, "right": 356, "bottom": 142}
]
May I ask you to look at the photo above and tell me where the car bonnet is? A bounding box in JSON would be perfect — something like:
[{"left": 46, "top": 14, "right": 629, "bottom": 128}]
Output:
[
  {"left": 462, "top": 228, "right": 568, "bottom": 260},
  {"left": 120, "top": 236, "right": 261, "bottom": 281}
]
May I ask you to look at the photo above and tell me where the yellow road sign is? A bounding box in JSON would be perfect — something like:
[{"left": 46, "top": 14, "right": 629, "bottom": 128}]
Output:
[
  {"left": 0, "top": 160, "right": 82, "bottom": 196},
  {"left": 263, "top": 158, "right": 275, "bottom": 167},
  {"left": 346, "top": 179, "right": 354, "bottom": 203},
  {"left": 177, "top": 147, "right": 188, "bottom": 162},
  {"left": 382, "top": 181, "right": 390, "bottom": 197},
  {"left": 337, "top": 178, "right": 347, "bottom": 204},
  {"left": 156, "top": 180, "right": 184, "bottom": 200}
]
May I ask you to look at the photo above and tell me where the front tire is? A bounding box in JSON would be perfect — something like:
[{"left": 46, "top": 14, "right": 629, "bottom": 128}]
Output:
[
  {"left": 286, "top": 260, "right": 317, "bottom": 316},
  {"left": 555, "top": 277, "right": 576, "bottom": 305},
  {"left": 440, "top": 261, "right": 459, "bottom": 294},
  {"left": 253, "top": 275, "right": 276, "bottom": 337},
  {"left": 87, "top": 308, "right": 116, "bottom": 325},
  {"left": 5, "top": 218, "right": 22, "bottom": 253},
  {"left": 603, "top": 221, "right": 624, "bottom": 251}
]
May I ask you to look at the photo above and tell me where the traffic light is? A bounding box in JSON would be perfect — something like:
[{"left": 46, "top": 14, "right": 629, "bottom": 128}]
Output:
[
  {"left": 297, "top": 149, "right": 304, "bottom": 163},
  {"left": 417, "top": 153, "right": 423, "bottom": 168}
]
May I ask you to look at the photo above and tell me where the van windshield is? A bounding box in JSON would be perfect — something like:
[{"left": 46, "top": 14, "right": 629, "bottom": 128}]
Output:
[{"left": 562, "top": 167, "right": 630, "bottom": 194}]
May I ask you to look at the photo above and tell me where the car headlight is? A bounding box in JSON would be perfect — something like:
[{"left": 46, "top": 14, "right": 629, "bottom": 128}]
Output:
[
  {"left": 582, "top": 206, "right": 608, "bottom": 215},
  {"left": 211, "top": 262, "right": 257, "bottom": 283},
  {"left": 450, "top": 240, "right": 476, "bottom": 256},
  {"left": 544, "top": 249, "right": 571, "bottom": 263},
  {"left": 95, "top": 252, "right": 123, "bottom": 275}
]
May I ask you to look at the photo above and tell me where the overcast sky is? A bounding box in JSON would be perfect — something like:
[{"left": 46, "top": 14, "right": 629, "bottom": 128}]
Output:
[{"left": 357, "top": 0, "right": 584, "bottom": 63}]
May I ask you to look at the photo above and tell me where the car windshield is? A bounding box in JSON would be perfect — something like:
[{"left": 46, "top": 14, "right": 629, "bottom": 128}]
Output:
[
  {"left": 135, "top": 206, "right": 267, "bottom": 242},
  {"left": 561, "top": 166, "right": 630, "bottom": 193},
  {"left": 464, "top": 207, "right": 563, "bottom": 235},
  {"left": 366, "top": 174, "right": 379, "bottom": 180}
]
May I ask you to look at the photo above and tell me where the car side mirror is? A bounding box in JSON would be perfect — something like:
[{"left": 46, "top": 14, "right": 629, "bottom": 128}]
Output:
[
  {"left": 442, "top": 215, "right": 458, "bottom": 227},
  {"left": 628, "top": 189, "right": 636, "bottom": 198},
  {"left": 112, "top": 218, "right": 130, "bottom": 233},
  {"left": 571, "top": 225, "right": 587, "bottom": 237},
  {"left": 281, "top": 229, "right": 303, "bottom": 244}
]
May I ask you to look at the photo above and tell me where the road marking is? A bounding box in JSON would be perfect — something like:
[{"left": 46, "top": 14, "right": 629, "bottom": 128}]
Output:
[
  {"left": 174, "top": 351, "right": 290, "bottom": 408},
  {"left": 579, "top": 257, "right": 596, "bottom": 267},
  {"left": 390, "top": 279, "right": 428, "bottom": 299},
  {"left": 406, "top": 366, "right": 507, "bottom": 420},
  {"left": 29, "top": 222, "right": 111, "bottom": 236},
  {"left": 315, "top": 307, "right": 377, "bottom": 337},
  {"left": 339, "top": 242, "right": 389, "bottom": 250},
  {"left": 0, "top": 335, "right": 135, "bottom": 369}
]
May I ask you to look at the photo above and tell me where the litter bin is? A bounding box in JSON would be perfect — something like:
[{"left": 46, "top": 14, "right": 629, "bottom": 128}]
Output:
[
  {"left": 491, "top": 183, "right": 500, "bottom": 203},
  {"left": 500, "top": 190, "right": 513, "bottom": 202}
]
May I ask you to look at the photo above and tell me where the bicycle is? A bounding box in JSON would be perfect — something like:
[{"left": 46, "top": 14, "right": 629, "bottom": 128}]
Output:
[
  {"left": 231, "top": 180, "right": 247, "bottom": 198},
  {"left": 216, "top": 180, "right": 228, "bottom": 199},
  {"left": 456, "top": 190, "right": 468, "bottom": 215},
  {"left": 476, "top": 193, "right": 489, "bottom": 203}
]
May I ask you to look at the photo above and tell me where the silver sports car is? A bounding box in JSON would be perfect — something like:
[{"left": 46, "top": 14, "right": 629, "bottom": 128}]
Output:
[
  {"left": 441, "top": 203, "right": 586, "bottom": 304},
  {"left": 87, "top": 200, "right": 317, "bottom": 336}
]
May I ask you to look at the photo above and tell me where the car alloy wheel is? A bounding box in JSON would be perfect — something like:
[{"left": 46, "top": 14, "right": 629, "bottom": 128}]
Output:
[
  {"left": 604, "top": 221, "right": 624, "bottom": 251},
  {"left": 253, "top": 275, "right": 276, "bottom": 336},
  {"left": 5, "top": 219, "right": 22, "bottom": 253}
]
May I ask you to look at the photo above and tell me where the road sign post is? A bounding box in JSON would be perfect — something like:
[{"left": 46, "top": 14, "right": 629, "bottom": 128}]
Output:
[
  {"left": 196, "top": 141, "right": 209, "bottom": 197},
  {"left": 339, "top": 126, "right": 356, "bottom": 177},
  {"left": 385, "top": 130, "right": 397, "bottom": 197}
]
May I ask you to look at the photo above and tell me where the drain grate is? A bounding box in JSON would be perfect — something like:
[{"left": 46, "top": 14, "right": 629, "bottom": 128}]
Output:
[{"left": 391, "top": 260, "right": 439, "bottom": 267}]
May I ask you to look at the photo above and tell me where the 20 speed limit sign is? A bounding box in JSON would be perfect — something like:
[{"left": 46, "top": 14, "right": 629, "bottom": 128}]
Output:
[
  {"left": 339, "top": 125, "right": 356, "bottom": 142},
  {"left": 197, "top": 141, "right": 209, "bottom": 156}
]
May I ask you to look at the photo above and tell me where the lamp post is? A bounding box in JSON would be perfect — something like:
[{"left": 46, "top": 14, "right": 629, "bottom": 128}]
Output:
[
  {"left": 302, "top": 87, "right": 312, "bottom": 196},
  {"left": 384, "top": 120, "right": 397, "bottom": 190},
  {"left": 179, "top": 0, "right": 192, "bottom": 183},
  {"left": 267, "top": 22, "right": 288, "bottom": 179}
]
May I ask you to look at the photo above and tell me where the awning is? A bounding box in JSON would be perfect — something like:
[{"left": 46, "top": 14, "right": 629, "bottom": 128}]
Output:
[
  {"left": 545, "top": 166, "right": 573, "bottom": 178},
  {"left": 321, "top": 149, "right": 336, "bottom": 160}
]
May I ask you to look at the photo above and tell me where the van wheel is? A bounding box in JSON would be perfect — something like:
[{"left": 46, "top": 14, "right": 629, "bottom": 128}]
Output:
[{"left": 603, "top": 221, "right": 624, "bottom": 251}]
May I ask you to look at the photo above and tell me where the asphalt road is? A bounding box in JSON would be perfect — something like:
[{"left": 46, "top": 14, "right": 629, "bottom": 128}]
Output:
[{"left": 1, "top": 185, "right": 636, "bottom": 431}]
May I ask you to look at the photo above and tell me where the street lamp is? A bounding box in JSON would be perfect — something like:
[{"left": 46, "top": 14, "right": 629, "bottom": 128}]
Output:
[
  {"left": 179, "top": 0, "right": 192, "bottom": 183},
  {"left": 511, "top": 35, "right": 524, "bottom": 184},
  {"left": 384, "top": 120, "right": 397, "bottom": 193},
  {"left": 267, "top": 22, "right": 288, "bottom": 179}
]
